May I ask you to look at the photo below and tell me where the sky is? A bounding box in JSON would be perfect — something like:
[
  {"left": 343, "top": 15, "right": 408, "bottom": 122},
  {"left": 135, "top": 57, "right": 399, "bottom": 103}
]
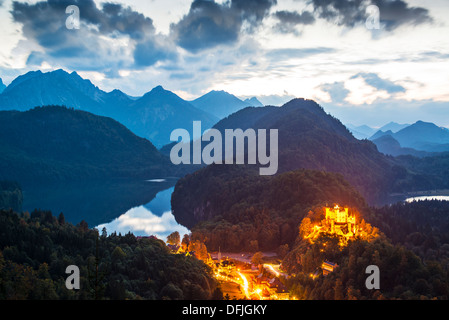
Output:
[{"left": 0, "top": 0, "right": 448, "bottom": 127}]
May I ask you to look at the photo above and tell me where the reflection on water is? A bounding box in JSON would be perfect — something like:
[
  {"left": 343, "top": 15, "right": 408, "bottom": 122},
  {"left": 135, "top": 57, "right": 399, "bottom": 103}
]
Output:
[
  {"left": 21, "top": 178, "right": 178, "bottom": 228},
  {"left": 405, "top": 196, "right": 449, "bottom": 203},
  {"left": 96, "top": 187, "right": 190, "bottom": 242}
]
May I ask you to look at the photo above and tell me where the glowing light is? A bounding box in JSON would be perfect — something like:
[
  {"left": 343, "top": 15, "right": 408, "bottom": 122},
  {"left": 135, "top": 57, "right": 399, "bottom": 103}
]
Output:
[
  {"left": 238, "top": 272, "right": 250, "bottom": 299},
  {"left": 264, "top": 264, "right": 279, "bottom": 277}
]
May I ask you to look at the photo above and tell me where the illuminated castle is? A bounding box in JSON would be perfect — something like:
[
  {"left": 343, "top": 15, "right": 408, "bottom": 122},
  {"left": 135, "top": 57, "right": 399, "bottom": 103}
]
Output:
[{"left": 325, "top": 205, "right": 357, "bottom": 238}]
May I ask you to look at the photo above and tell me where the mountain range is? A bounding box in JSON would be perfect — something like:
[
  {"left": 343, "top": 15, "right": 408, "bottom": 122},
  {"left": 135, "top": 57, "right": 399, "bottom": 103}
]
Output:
[
  {"left": 347, "top": 122, "right": 409, "bottom": 140},
  {"left": 0, "top": 70, "right": 259, "bottom": 148},
  {"left": 369, "top": 121, "right": 449, "bottom": 154},
  {"left": 190, "top": 90, "right": 263, "bottom": 119}
]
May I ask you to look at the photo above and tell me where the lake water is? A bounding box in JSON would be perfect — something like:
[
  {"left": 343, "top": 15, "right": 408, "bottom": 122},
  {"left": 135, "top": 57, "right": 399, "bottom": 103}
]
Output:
[
  {"left": 96, "top": 187, "right": 190, "bottom": 242},
  {"left": 21, "top": 178, "right": 189, "bottom": 241},
  {"left": 405, "top": 195, "right": 449, "bottom": 203}
]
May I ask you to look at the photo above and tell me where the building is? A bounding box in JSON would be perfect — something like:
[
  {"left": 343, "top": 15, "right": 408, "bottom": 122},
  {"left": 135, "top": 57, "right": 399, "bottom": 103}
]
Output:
[
  {"left": 322, "top": 261, "right": 338, "bottom": 276},
  {"left": 325, "top": 205, "right": 357, "bottom": 238}
]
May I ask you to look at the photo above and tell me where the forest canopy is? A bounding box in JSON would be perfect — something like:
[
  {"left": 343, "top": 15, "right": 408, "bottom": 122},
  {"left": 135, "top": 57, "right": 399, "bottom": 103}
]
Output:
[{"left": 0, "top": 208, "right": 220, "bottom": 300}]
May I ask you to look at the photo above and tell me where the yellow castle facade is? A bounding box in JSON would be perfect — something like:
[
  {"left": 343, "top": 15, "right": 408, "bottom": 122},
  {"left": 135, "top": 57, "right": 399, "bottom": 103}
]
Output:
[{"left": 325, "top": 205, "right": 357, "bottom": 238}]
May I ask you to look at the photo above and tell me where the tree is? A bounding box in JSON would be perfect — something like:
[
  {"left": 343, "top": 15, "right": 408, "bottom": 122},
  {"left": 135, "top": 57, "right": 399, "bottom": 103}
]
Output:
[
  {"left": 167, "top": 231, "right": 181, "bottom": 246},
  {"left": 58, "top": 213, "right": 65, "bottom": 225},
  {"left": 251, "top": 252, "right": 264, "bottom": 266},
  {"left": 188, "top": 240, "right": 209, "bottom": 261},
  {"left": 181, "top": 234, "right": 190, "bottom": 251}
]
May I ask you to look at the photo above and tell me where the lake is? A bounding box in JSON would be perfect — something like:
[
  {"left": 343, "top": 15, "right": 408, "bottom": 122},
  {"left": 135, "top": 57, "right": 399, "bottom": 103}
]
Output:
[
  {"left": 405, "top": 195, "right": 449, "bottom": 203},
  {"left": 96, "top": 187, "right": 190, "bottom": 242},
  {"left": 21, "top": 178, "right": 189, "bottom": 241}
]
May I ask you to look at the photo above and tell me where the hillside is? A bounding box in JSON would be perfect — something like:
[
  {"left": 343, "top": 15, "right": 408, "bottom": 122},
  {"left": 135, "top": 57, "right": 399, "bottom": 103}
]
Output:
[
  {"left": 212, "top": 99, "right": 406, "bottom": 203},
  {"left": 372, "top": 135, "right": 431, "bottom": 158},
  {"left": 0, "top": 106, "right": 176, "bottom": 183},
  {"left": 171, "top": 165, "right": 367, "bottom": 251}
]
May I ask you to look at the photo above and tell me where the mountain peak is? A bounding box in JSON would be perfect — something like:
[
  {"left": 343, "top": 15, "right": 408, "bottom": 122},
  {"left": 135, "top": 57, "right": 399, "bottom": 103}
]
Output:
[
  {"left": 0, "top": 78, "right": 5, "bottom": 94},
  {"left": 243, "top": 97, "right": 263, "bottom": 107},
  {"left": 190, "top": 90, "right": 248, "bottom": 119},
  {"left": 152, "top": 85, "right": 165, "bottom": 92},
  {"left": 282, "top": 98, "right": 324, "bottom": 114}
]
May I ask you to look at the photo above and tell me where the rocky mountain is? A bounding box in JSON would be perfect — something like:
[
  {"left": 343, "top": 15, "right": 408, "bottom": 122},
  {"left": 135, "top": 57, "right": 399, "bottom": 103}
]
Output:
[{"left": 0, "top": 69, "right": 218, "bottom": 147}]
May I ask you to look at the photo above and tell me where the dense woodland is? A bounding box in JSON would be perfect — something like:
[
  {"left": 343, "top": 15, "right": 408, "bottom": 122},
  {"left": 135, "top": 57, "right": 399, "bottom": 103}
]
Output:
[
  {"left": 172, "top": 165, "right": 367, "bottom": 252},
  {"left": 0, "top": 209, "right": 221, "bottom": 300},
  {"left": 396, "top": 153, "right": 449, "bottom": 190},
  {"left": 281, "top": 202, "right": 449, "bottom": 300},
  {"left": 172, "top": 164, "right": 449, "bottom": 299}
]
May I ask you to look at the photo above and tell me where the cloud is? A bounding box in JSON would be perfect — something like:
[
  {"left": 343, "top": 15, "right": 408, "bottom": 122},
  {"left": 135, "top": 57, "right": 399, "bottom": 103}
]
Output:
[
  {"left": 170, "top": 0, "right": 276, "bottom": 52},
  {"left": 320, "top": 81, "right": 350, "bottom": 104},
  {"left": 351, "top": 72, "right": 405, "bottom": 94},
  {"left": 266, "top": 47, "right": 336, "bottom": 60},
  {"left": 273, "top": 10, "right": 316, "bottom": 33},
  {"left": 372, "top": 0, "right": 433, "bottom": 30},
  {"left": 11, "top": 0, "right": 177, "bottom": 72},
  {"left": 309, "top": 0, "right": 433, "bottom": 31}
]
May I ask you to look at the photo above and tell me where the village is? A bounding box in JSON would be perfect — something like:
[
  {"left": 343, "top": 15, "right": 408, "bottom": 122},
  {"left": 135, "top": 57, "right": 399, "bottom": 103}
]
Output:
[{"left": 161, "top": 205, "right": 371, "bottom": 300}]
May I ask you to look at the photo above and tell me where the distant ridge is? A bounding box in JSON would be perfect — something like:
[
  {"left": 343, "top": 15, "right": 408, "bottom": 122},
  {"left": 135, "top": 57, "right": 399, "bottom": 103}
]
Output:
[
  {"left": 370, "top": 121, "right": 449, "bottom": 153},
  {"left": 190, "top": 90, "right": 263, "bottom": 119}
]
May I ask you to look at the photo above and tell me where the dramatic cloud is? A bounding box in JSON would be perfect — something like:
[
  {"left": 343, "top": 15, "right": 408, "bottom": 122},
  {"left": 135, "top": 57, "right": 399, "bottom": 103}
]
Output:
[
  {"left": 273, "top": 10, "right": 316, "bottom": 33},
  {"left": 10, "top": 0, "right": 177, "bottom": 72},
  {"left": 372, "top": 0, "right": 433, "bottom": 30},
  {"left": 309, "top": 0, "right": 433, "bottom": 30},
  {"left": 170, "top": 0, "right": 277, "bottom": 52}
]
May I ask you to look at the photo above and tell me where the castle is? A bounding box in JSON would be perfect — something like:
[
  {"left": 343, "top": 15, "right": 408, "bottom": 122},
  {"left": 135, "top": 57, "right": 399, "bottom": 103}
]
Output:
[{"left": 325, "top": 205, "right": 357, "bottom": 239}]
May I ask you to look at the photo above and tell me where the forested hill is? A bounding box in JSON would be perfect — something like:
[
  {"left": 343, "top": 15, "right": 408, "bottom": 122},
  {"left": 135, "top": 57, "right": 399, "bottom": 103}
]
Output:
[
  {"left": 0, "top": 208, "right": 220, "bottom": 300},
  {"left": 171, "top": 165, "right": 367, "bottom": 251},
  {"left": 166, "top": 98, "right": 415, "bottom": 204},
  {"left": 0, "top": 106, "right": 177, "bottom": 182}
]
